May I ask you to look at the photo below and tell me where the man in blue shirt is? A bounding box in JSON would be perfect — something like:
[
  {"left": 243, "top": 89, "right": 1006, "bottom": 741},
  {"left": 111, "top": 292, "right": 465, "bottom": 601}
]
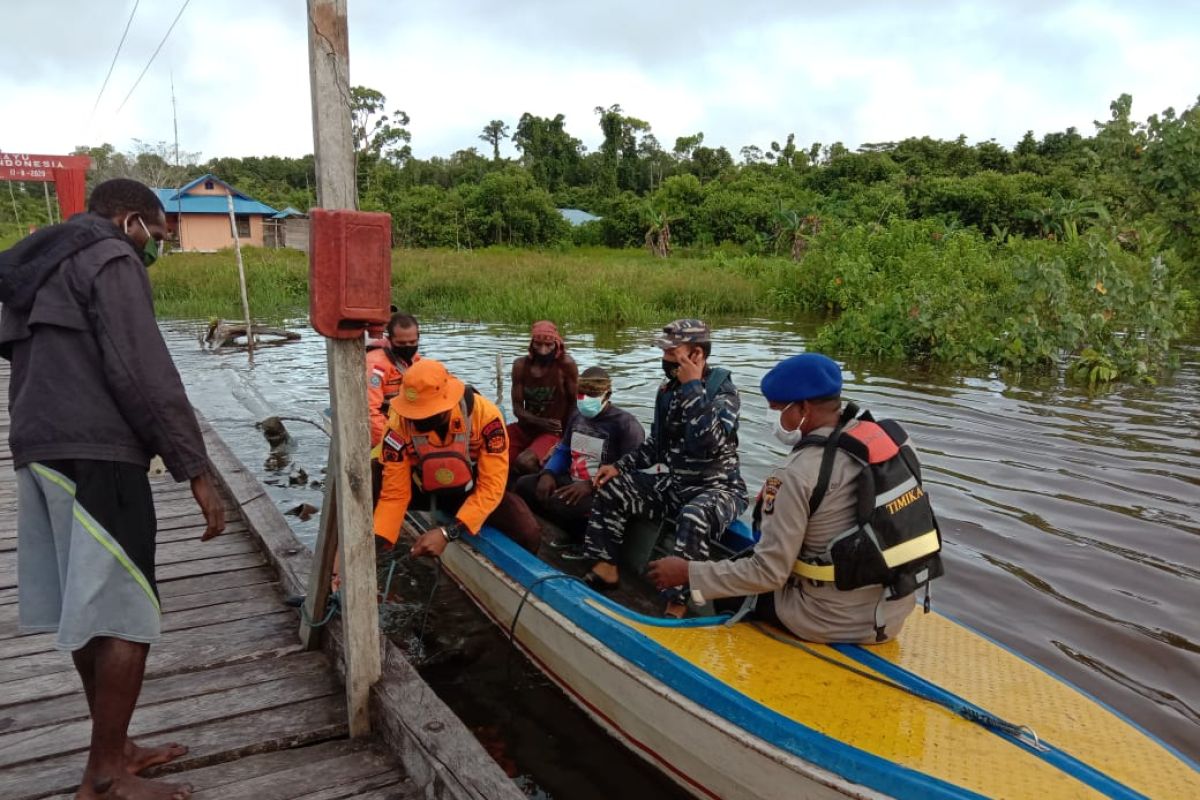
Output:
[{"left": 515, "top": 367, "right": 644, "bottom": 553}]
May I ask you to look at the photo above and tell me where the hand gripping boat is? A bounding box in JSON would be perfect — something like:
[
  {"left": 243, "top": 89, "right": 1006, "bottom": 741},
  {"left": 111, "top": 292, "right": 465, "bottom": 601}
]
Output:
[{"left": 429, "top": 522, "right": 1199, "bottom": 800}]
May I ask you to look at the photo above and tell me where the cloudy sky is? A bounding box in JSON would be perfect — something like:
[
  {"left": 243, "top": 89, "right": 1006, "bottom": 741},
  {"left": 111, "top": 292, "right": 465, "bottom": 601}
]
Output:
[{"left": 2, "top": 1, "right": 1197, "bottom": 163}]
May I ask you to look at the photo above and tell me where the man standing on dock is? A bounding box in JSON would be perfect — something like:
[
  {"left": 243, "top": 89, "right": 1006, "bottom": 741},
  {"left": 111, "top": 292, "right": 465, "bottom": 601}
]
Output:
[{"left": 0, "top": 178, "right": 225, "bottom": 799}]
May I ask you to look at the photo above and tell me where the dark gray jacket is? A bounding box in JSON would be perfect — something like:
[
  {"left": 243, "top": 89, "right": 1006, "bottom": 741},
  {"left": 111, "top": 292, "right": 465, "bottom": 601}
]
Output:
[{"left": 0, "top": 216, "right": 208, "bottom": 481}]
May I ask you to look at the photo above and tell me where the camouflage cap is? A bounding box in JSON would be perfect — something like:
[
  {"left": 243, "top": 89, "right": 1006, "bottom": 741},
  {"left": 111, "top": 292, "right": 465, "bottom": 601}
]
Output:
[{"left": 654, "top": 318, "right": 711, "bottom": 349}]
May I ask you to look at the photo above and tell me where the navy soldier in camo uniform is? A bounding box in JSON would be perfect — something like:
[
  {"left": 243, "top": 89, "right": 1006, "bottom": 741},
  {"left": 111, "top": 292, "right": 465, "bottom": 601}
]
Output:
[{"left": 582, "top": 319, "right": 747, "bottom": 617}]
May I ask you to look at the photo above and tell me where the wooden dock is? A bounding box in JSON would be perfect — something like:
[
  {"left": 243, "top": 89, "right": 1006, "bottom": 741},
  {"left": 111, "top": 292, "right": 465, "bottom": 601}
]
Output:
[{"left": 0, "top": 360, "right": 522, "bottom": 800}]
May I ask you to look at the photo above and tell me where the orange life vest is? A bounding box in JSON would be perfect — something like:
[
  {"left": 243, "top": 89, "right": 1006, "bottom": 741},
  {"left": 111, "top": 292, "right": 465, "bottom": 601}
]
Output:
[{"left": 407, "top": 397, "right": 475, "bottom": 493}]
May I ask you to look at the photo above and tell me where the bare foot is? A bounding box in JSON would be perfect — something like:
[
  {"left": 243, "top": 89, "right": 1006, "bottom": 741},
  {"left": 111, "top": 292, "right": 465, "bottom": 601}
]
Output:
[
  {"left": 124, "top": 739, "right": 188, "bottom": 774},
  {"left": 77, "top": 772, "right": 193, "bottom": 800}
]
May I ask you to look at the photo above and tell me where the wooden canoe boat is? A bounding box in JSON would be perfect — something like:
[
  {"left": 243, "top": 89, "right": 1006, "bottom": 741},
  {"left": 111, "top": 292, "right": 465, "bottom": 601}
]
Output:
[{"left": 431, "top": 523, "right": 1198, "bottom": 799}]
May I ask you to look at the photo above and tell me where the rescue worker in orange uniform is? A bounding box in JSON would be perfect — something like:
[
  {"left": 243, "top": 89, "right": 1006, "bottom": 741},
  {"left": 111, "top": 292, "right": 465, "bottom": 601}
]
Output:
[
  {"left": 367, "top": 312, "right": 420, "bottom": 505},
  {"left": 373, "top": 358, "right": 542, "bottom": 558},
  {"left": 367, "top": 312, "right": 420, "bottom": 449}
]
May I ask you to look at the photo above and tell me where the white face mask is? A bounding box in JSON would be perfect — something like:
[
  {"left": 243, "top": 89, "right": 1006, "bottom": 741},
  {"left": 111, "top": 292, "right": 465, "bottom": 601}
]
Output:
[{"left": 772, "top": 402, "right": 807, "bottom": 447}]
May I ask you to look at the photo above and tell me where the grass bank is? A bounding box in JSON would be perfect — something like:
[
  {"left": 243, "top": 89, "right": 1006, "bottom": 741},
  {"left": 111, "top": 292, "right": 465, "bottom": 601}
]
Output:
[
  {"left": 148, "top": 245, "right": 798, "bottom": 325},
  {"left": 143, "top": 225, "right": 1197, "bottom": 385}
]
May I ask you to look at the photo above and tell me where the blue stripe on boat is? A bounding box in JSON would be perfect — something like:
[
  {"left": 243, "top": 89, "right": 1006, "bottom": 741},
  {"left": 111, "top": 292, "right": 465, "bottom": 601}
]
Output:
[
  {"left": 833, "top": 643, "right": 1145, "bottom": 800},
  {"left": 467, "top": 526, "right": 993, "bottom": 800}
]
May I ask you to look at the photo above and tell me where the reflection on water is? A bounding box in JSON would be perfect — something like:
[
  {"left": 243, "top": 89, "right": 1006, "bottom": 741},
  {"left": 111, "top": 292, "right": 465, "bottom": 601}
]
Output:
[{"left": 166, "top": 317, "right": 1200, "bottom": 792}]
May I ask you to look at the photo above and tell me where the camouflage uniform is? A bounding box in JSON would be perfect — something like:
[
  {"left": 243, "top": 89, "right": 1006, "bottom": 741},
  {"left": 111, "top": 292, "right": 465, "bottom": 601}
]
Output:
[{"left": 583, "top": 320, "right": 747, "bottom": 565}]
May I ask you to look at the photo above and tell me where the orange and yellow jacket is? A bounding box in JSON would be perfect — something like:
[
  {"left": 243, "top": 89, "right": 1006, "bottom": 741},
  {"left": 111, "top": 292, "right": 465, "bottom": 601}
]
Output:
[
  {"left": 366, "top": 348, "right": 418, "bottom": 449},
  {"left": 372, "top": 388, "right": 509, "bottom": 544}
]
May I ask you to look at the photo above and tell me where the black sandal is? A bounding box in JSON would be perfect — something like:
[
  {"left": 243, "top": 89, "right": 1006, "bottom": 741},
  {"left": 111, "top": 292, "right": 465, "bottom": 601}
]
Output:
[{"left": 583, "top": 571, "right": 619, "bottom": 592}]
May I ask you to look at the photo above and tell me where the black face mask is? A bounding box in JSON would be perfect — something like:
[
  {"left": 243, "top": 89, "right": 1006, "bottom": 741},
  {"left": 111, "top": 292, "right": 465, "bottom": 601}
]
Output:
[
  {"left": 531, "top": 347, "right": 557, "bottom": 366},
  {"left": 661, "top": 359, "right": 680, "bottom": 381},
  {"left": 411, "top": 412, "right": 449, "bottom": 433},
  {"left": 391, "top": 344, "right": 418, "bottom": 364}
]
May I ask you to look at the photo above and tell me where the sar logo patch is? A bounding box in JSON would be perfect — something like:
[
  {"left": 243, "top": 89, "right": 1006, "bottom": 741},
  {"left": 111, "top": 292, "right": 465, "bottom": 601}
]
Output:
[
  {"left": 762, "top": 476, "right": 782, "bottom": 515},
  {"left": 404, "top": 387, "right": 419, "bottom": 402},
  {"left": 434, "top": 467, "right": 455, "bottom": 486},
  {"left": 481, "top": 419, "right": 506, "bottom": 454},
  {"left": 370, "top": 374, "right": 382, "bottom": 388},
  {"left": 381, "top": 430, "right": 405, "bottom": 463}
]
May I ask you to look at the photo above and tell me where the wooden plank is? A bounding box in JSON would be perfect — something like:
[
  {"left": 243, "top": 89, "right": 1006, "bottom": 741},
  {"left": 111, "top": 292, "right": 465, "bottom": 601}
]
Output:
[
  {"left": 157, "top": 566, "right": 276, "bottom": 599},
  {"left": 2, "top": 541, "right": 262, "bottom": 588},
  {"left": 192, "top": 747, "right": 399, "bottom": 800},
  {"left": 157, "top": 739, "right": 375, "bottom": 797},
  {"left": 155, "top": 551, "right": 268, "bottom": 583},
  {"left": 148, "top": 520, "right": 251, "bottom": 546},
  {"left": 0, "top": 595, "right": 288, "bottom": 659},
  {"left": 0, "top": 670, "right": 341, "bottom": 768},
  {"left": 2, "top": 651, "right": 331, "bottom": 735},
  {"left": 160, "top": 581, "right": 281, "bottom": 613},
  {"left": 154, "top": 534, "right": 261, "bottom": 565},
  {"left": 331, "top": 784, "right": 420, "bottom": 800},
  {"left": 0, "top": 612, "right": 300, "bottom": 698},
  {"left": 133, "top": 513, "right": 225, "bottom": 535},
  {"left": 0, "top": 694, "right": 348, "bottom": 800}
]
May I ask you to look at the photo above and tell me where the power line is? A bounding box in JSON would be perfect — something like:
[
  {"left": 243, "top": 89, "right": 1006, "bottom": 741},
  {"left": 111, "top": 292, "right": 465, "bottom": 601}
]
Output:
[
  {"left": 115, "top": 0, "right": 192, "bottom": 115},
  {"left": 91, "top": 0, "right": 141, "bottom": 118}
]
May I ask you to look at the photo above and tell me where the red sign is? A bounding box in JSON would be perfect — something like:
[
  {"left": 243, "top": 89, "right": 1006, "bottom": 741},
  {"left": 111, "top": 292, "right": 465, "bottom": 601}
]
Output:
[{"left": 0, "top": 153, "right": 92, "bottom": 182}]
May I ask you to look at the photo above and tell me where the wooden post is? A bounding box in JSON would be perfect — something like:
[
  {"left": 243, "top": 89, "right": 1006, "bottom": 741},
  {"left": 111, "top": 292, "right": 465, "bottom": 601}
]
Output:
[
  {"left": 7, "top": 181, "right": 21, "bottom": 232},
  {"left": 305, "top": 0, "right": 381, "bottom": 738},
  {"left": 43, "top": 182, "right": 55, "bottom": 224},
  {"left": 225, "top": 191, "right": 255, "bottom": 361},
  {"left": 299, "top": 443, "right": 339, "bottom": 651},
  {"left": 495, "top": 353, "right": 504, "bottom": 405}
]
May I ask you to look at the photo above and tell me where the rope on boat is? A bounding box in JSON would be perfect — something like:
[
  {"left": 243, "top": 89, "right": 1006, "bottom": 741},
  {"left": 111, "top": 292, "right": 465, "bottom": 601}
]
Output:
[
  {"left": 508, "top": 574, "right": 588, "bottom": 646},
  {"left": 750, "top": 622, "right": 1048, "bottom": 752},
  {"left": 298, "top": 590, "right": 341, "bottom": 628},
  {"left": 502, "top": 574, "right": 587, "bottom": 689}
]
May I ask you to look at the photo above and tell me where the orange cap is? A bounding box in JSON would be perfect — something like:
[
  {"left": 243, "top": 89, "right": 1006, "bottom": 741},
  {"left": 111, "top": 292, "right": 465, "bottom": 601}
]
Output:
[{"left": 391, "top": 359, "right": 465, "bottom": 419}]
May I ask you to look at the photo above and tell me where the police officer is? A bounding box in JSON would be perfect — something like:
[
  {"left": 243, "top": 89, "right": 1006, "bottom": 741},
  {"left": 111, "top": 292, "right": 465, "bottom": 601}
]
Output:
[
  {"left": 583, "top": 319, "right": 747, "bottom": 617},
  {"left": 648, "top": 353, "right": 935, "bottom": 643}
]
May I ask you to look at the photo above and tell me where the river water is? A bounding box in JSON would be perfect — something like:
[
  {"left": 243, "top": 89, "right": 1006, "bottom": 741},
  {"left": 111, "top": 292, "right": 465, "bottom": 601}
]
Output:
[{"left": 164, "top": 318, "right": 1200, "bottom": 796}]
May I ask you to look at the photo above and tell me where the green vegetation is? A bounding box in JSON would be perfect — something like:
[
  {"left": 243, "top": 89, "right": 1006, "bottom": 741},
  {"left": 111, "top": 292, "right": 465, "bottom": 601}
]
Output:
[
  {"left": 148, "top": 246, "right": 786, "bottom": 325},
  {"left": 6, "top": 91, "right": 1199, "bottom": 384},
  {"left": 148, "top": 248, "right": 311, "bottom": 322}
]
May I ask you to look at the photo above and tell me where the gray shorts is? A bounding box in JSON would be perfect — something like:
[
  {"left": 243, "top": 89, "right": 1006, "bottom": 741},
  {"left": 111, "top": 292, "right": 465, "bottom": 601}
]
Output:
[{"left": 17, "top": 461, "right": 161, "bottom": 650}]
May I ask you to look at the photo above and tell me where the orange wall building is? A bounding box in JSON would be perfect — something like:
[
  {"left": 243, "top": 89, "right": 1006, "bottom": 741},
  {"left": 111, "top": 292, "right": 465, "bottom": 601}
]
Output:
[{"left": 154, "top": 174, "right": 278, "bottom": 252}]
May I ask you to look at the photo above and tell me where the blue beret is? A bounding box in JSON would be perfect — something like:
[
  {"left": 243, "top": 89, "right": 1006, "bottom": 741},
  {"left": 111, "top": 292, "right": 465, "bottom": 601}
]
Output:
[{"left": 760, "top": 353, "right": 843, "bottom": 403}]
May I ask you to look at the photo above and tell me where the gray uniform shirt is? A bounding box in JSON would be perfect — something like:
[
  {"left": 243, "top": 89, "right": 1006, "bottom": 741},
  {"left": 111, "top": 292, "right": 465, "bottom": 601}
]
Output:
[{"left": 688, "top": 420, "right": 916, "bottom": 643}]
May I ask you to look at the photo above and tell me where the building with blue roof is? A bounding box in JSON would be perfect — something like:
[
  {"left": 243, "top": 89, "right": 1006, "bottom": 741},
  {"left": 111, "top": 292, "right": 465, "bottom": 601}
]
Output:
[
  {"left": 154, "top": 174, "right": 279, "bottom": 252},
  {"left": 558, "top": 208, "right": 602, "bottom": 226}
]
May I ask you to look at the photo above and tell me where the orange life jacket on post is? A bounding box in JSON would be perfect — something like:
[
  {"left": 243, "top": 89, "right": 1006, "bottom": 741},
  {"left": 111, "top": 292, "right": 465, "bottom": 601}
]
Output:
[{"left": 407, "top": 397, "right": 475, "bottom": 493}]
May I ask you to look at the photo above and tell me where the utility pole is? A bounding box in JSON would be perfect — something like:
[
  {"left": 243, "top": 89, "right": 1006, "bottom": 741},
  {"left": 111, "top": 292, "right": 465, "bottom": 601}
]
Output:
[
  {"left": 304, "top": 0, "right": 381, "bottom": 738},
  {"left": 171, "top": 71, "right": 180, "bottom": 167}
]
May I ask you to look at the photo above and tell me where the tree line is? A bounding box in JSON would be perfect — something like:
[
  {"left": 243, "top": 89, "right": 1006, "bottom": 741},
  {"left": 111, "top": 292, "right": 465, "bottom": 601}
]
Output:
[{"left": 3, "top": 90, "right": 1196, "bottom": 279}]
